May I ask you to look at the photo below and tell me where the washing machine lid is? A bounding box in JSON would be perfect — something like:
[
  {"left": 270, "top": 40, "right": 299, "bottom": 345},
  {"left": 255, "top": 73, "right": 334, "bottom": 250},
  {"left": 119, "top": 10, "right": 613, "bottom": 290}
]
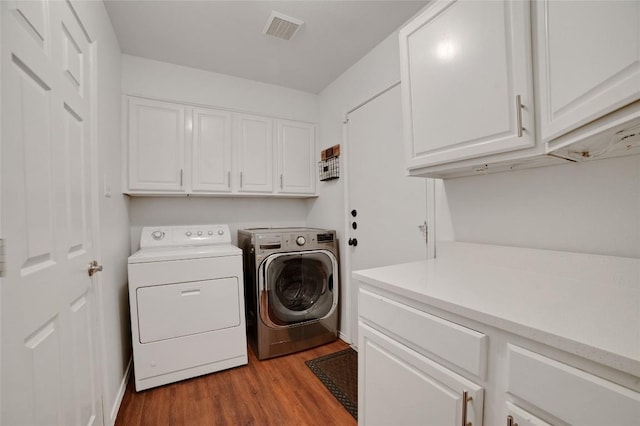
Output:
[{"left": 128, "top": 244, "right": 241, "bottom": 263}]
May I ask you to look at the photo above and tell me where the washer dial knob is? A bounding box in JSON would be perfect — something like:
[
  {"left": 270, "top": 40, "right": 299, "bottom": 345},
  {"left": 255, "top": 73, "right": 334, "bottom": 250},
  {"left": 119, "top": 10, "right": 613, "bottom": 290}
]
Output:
[
  {"left": 296, "top": 236, "right": 306, "bottom": 246},
  {"left": 186, "top": 231, "right": 192, "bottom": 237},
  {"left": 151, "top": 231, "right": 164, "bottom": 240},
  {"left": 217, "top": 229, "right": 224, "bottom": 236},
  {"left": 197, "top": 231, "right": 203, "bottom": 236}
]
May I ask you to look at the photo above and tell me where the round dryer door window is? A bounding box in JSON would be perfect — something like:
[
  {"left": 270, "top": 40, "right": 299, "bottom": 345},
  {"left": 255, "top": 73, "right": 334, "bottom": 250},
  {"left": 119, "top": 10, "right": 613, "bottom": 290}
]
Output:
[{"left": 262, "top": 250, "right": 338, "bottom": 326}]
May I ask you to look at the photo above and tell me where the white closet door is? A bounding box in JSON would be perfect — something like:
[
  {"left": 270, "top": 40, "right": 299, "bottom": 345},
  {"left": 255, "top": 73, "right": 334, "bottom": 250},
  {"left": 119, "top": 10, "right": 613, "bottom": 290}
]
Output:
[
  {"left": 1, "top": 1, "right": 104, "bottom": 424},
  {"left": 346, "top": 85, "right": 430, "bottom": 347}
]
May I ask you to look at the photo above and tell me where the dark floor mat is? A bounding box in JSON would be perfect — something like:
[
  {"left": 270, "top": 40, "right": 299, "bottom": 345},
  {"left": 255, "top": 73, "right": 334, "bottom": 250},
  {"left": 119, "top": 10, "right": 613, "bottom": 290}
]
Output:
[{"left": 305, "top": 348, "right": 358, "bottom": 419}]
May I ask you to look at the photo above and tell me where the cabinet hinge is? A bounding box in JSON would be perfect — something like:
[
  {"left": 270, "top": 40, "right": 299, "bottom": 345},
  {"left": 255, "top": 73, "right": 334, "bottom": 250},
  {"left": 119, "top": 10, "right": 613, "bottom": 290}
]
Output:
[{"left": 0, "top": 238, "right": 5, "bottom": 277}]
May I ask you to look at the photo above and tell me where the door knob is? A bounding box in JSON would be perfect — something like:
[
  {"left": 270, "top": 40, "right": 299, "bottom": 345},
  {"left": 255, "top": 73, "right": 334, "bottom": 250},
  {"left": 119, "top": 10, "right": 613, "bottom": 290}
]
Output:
[
  {"left": 348, "top": 238, "right": 358, "bottom": 247},
  {"left": 88, "top": 260, "right": 103, "bottom": 277}
]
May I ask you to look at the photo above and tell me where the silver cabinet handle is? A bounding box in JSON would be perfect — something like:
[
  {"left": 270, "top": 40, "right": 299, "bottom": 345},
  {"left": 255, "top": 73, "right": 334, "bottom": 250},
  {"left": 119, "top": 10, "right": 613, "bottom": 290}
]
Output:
[
  {"left": 461, "top": 390, "right": 472, "bottom": 426},
  {"left": 240, "top": 171, "right": 243, "bottom": 188},
  {"left": 515, "top": 95, "right": 524, "bottom": 137},
  {"left": 227, "top": 171, "right": 231, "bottom": 188},
  {"left": 280, "top": 174, "right": 283, "bottom": 189},
  {"left": 179, "top": 169, "right": 183, "bottom": 187}
]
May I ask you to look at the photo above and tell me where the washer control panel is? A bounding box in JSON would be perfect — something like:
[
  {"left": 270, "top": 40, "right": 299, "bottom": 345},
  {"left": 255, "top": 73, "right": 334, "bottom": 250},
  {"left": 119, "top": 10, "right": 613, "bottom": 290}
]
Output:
[{"left": 140, "top": 224, "right": 231, "bottom": 248}]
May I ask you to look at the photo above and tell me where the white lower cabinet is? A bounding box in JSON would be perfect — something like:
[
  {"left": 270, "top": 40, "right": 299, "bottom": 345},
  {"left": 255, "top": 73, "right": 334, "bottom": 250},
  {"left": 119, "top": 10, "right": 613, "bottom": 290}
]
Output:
[
  {"left": 359, "top": 323, "right": 483, "bottom": 426},
  {"left": 506, "top": 345, "right": 640, "bottom": 425},
  {"left": 359, "top": 288, "right": 485, "bottom": 425},
  {"left": 358, "top": 284, "right": 640, "bottom": 426}
]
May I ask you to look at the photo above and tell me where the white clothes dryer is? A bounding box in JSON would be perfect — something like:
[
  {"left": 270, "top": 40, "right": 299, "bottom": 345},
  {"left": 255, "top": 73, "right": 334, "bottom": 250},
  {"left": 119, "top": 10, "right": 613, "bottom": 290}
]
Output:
[{"left": 128, "top": 224, "right": 247, "bottom": 391}]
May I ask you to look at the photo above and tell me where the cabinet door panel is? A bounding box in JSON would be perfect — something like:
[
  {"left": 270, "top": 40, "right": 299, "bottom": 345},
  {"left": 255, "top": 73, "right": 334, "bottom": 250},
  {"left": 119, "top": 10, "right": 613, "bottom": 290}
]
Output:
[
  {"left": 235, "top": 114, "right": 273, "bottom": 193},
  {"left": 192, "top": 107, "right": 232, "bottom": 192},
  {"left": 128, "top": 98, "right": 185, "bottom": 191},
  {"left": 507, "top": 345, "right": 640, "bottom": 425},
  {"left": 400, "top": 0, "right": 534, "bottom": 168},
  {"left": 537, "top": 0, "right": 640, "bottom": 142},
  {"left": 359, "top": 323, "right": 483, "bottom": 426},
  {"left": 277, "top": 120, "right": 315, "bottom": 194}
]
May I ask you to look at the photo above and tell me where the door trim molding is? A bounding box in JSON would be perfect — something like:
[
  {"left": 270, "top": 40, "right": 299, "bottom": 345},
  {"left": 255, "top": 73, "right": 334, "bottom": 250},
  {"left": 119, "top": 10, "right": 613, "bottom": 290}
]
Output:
[{"left": 343, "top": 81, "right": 401, "bottom": 124}]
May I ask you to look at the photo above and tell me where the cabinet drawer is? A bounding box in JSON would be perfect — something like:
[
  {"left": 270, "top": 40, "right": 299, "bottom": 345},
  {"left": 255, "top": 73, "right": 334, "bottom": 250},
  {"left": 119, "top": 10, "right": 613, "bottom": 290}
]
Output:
[
  {"left": 507, "top": 345, "right": 640, "bottom": 425},
  {"left": 505, "top": 402, "right": 551, "bottom": 426},
  {"left": 359, "top": 288, "right": 488, "bottom": 378}
]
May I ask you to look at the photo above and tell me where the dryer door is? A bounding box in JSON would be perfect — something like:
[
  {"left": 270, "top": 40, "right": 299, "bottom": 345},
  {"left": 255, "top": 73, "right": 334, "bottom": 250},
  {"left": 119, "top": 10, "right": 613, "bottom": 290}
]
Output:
[{"left": 259, "top": 250, "right": 338, "bottom": 327}]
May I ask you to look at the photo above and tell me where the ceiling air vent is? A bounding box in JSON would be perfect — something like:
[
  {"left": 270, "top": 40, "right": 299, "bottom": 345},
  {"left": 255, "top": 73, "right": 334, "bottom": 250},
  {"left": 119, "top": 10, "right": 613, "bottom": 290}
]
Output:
[{"left": 263, "top": 11, "right": 304, "bottom": 40}]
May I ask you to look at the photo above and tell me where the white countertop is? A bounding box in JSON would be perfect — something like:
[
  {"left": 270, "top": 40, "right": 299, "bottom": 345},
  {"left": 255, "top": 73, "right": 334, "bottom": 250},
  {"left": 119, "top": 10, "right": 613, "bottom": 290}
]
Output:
[{"left": 353, "top": 241, "right": 640, "bottom": 377}]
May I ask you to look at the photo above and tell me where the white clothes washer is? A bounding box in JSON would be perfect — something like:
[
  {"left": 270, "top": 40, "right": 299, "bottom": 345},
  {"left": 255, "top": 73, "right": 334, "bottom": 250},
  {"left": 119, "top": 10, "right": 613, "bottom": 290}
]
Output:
[{"left": 128, "top": 224, "right": 247, "bottom": 391}]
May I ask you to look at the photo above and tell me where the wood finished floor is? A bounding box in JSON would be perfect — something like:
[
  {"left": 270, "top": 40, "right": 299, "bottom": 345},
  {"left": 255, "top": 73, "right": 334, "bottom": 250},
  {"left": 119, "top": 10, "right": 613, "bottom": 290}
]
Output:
[{"left": 115, "top": 340, "right": 357, "bottom": 426}]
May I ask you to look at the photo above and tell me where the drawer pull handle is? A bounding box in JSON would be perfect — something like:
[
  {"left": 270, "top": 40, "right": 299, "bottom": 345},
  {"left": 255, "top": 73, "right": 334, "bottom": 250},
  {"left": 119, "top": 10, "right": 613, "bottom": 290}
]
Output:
[
  {"left": 507, "top": 415, "right": 518, "bottom": 426},
  {"left": 462, "top": 390, "right": 472, "bottom": 426},
  {"left": 181, "top": 289, "right": 201, "bottom": 296}
]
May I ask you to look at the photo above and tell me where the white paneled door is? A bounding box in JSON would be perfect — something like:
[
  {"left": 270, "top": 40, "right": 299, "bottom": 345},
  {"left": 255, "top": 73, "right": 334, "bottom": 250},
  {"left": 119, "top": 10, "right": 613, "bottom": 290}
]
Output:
[
  {"left": 346, "top": 84, "right": 432, "bottom": 347},
  {"left": 1, "top": 1, "right": 104, "bottom": 425}
]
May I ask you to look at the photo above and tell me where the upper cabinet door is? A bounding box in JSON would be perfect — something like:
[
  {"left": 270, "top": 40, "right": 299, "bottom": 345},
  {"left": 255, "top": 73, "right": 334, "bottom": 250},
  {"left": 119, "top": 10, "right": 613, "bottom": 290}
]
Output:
[
  {"left": 400, "top": 0, "right": 535, "bottom": 169},
  {"left": 191, "top": 107, "right": 232, "bottom": 193},
  {"left": 235, "top": 113, "right": 274, "bottom": 193},
  {"left": 276, "top": 120, "right": 316, "bottom": 194},
  {"left": 536, "top": 1, "right": 640, "bottom": 143},
  {"left": 128, "top": 97, "right": 185, "bottom": 191}
]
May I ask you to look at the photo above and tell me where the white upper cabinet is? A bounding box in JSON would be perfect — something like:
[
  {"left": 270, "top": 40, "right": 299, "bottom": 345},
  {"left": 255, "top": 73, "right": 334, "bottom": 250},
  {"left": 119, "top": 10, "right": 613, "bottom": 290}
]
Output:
[
  {"left": 400, "top": 0, "right": 535, "bottom": 171},
  {"left": 125, "top": 97, "right": 316, "bottom": 197},
  {"left": 276, "top": 120, "right": 316, "bottom": 195},
  {"left": 235, "top": 113, "right": 274, "bottom": 193},
  {"left": 400, "top": 0, "right": 640, "bottom": 178},
  {"left": 128, "top": 97, "right": 186, "bottom": 191},
  {"left": 191, "top": 107, "right": 232, "bottom": 193},
  {"left": 536, "top": 0, "right": 640, "bottom": 143}
]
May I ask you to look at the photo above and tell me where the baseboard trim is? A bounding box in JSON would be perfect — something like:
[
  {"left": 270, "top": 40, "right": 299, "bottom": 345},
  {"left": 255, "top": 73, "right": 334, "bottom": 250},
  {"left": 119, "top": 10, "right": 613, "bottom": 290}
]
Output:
[
  {"left": 338, "top": 330, "right": 350, "bottom": 344},
  {"left": 109, "top": 357, "right": 132, "bottom": 425}
]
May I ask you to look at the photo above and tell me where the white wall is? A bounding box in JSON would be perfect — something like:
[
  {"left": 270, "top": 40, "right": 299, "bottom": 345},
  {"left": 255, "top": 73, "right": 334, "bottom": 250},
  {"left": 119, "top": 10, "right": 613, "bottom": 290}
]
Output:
[
  {"left": 129, "top": 197, "right": 307, "bottom": 251},
  {"left": 122, "top": 54, "right": 318, "bottom": 122},
  {"left": 443, "top": 155, "right": 640, "bottom": 259},
  {"left": 121, "top": 55, "right": 319, "bottom": 250},
  {"left": 310, "top": 32, "right": 403, "bottom": 341},
  {"left": 311, "top": 25, "right": 640, "bottom": 344},
  {"left": 73, "top": 1, "right": 130, "bottom": 425}
]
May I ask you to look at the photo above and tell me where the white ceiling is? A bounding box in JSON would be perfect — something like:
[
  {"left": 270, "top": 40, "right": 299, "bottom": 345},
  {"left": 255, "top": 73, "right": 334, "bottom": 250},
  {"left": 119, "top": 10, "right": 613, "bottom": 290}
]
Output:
[{"left": 104, "top": 1, "right": 429, "bottom": 94}]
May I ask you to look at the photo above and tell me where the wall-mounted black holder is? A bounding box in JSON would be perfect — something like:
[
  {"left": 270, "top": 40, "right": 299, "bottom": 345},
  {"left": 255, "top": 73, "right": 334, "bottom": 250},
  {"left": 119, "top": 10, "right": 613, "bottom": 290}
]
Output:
[{"left": 319, "top": 157, "right": 340, "bottom": 181}]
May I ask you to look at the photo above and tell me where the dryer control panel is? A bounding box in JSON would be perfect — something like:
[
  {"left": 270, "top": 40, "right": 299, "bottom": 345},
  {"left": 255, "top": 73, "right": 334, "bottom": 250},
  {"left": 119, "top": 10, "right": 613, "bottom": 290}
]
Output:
[{"left": 140, "top": 224, "right": 232, "bottom": 248}]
